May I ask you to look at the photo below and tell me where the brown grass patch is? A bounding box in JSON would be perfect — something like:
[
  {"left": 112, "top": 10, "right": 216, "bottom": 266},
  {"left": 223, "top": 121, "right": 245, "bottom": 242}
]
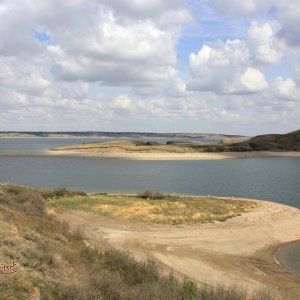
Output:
[{"left": 49, "top": 193, "right": 260, "bottom": 224}]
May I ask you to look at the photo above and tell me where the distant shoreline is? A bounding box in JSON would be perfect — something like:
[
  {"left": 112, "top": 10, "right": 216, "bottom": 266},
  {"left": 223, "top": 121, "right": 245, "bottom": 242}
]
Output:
[{"left": 0, "top": 132, "right": 242, "bottom": 139}]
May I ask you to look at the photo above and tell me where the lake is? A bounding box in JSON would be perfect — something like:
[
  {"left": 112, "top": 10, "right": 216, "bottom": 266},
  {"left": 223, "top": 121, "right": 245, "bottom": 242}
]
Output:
[
  {"left": 276, "top": 241, "right": 300, "bottom": 277},
  {"left": 1, "top": 138, "right": 300, "bottom": 277},
  {"left": 0, "top": 137, "right": 221, "bottom": 153},
  {"left": 0, "top": 138, "right": 299, "bottom": 208}
]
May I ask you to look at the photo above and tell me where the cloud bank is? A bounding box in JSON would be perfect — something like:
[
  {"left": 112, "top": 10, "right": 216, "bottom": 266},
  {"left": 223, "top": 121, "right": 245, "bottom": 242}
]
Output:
[{"left": 0, "top": 0, "right": 299, "bottom": 135}]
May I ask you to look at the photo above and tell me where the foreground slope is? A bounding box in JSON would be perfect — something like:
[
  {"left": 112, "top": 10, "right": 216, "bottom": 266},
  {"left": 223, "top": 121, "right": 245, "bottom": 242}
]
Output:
[{"left": 1, "top": 185, "right": 283, "bottom": 299}]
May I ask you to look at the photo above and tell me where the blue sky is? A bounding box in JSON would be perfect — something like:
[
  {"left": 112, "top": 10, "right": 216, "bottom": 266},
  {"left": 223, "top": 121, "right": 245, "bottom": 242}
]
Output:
[{"left": 0, "top": 0, "right": 299, "bottom": 135}]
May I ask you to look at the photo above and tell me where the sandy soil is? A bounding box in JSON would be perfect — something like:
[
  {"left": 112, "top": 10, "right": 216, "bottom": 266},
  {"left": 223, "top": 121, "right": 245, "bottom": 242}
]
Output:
[
  {"left": 54, "top": 199, "right": 300, "bottom": 298},
  {"left": 49, "top": 150, "right": 300, "bottom": 160}
]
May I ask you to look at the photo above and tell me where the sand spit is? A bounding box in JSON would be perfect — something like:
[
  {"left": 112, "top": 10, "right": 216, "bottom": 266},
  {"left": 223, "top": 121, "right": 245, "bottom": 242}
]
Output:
[
  {"left": 1, "top": 150, "right": 299, "bottom": 160},
  {"left": 31, "top": 150, "right": 300, "bottom": 160},
  {"left": 54, "top": 198, "right": 300, "bottom": 298}
]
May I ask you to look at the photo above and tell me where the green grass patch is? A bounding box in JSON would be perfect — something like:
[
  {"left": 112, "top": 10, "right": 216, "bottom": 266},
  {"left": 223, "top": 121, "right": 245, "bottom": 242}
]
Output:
[{"left": 48, "top": 193, "right": 259, "bottom": 224}]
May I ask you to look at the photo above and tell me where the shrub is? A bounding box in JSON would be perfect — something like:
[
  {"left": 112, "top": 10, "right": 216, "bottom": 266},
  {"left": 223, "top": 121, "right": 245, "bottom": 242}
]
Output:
[
  {"left": 133, "top": 141, "right": 160, "bottom": 146},
  {"left": 6, "top": 184, "right": 24, "bottom": 195},
  {"left": 52, "top": 187, "right": 71, "bottom": 198},
  {"left": 138, "top": 190, "right": 165, "bottom": 200},
  {"left": 60, "top": 220, "right": 70, "bottom": 233},
  {"left": 183, "top": 279, "right": 198, "bottom": 300},
  {"left": 103, "top": 250, "right": 159, "bottom": 286},
  {"left": 0, "top": 192, "right": 11, "bottom": 204},
  {"left": 54, "top": 234, "right": 68, "bottom": 244},
  {"left": 16, "top": 190, "right": 46, "bottom": 216},
  {"left": 24, "top": 231, "right": 41, "bottom": 243},
  {"left": 42, "top": 186, "right": 87, "bottom": 199},
  {"left": 72, "top": 226, "right": 84, "bottom": 241}
]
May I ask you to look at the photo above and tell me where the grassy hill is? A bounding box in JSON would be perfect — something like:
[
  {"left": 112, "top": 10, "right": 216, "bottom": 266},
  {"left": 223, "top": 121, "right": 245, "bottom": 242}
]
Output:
[
  {"left": 0, "top": 185, "right": 280, "bottom": 299},
  {"left": 212, "top": 129, "right": 300, "bottom": 152}
]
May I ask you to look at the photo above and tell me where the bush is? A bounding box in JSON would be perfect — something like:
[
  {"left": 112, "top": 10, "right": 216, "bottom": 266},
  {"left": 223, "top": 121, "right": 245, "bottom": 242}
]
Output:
[
  {"left": 0, "top": 192, "right": 11, "bottom": 204},
  {"left": 138, "top": 190, "right": 165, "bottom": 200},
  {"left": 42, "top": 186, "right": 87, "bottom": 199},
  {"left": 72, "top": 226, "right": 84, "bottom": 241},
  {"left": 133, "top": 141, "right": 160, "bottom": 146},
  {"left": 183, "top": 279, "right": 197, "bottom": 300},
  {"left": 6, "top": 184, "right": 24, "bottom": 195},
  {"left": 24, "top": 231, "right": 41, "bottom": 243},
  {"left": 16, "top": 190, "right": 46, "bottom": 216},
  {"left": 51, "top": 187, "right": 70, "bottom": 198},
  {"left": 103, "top": 250, "right": 159, "bottom": 285}
]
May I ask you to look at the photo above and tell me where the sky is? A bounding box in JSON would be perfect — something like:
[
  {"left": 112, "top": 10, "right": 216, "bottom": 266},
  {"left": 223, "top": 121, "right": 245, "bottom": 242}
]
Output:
[{"left": 0, "top": 0, "right": 300, "bottom": 135}]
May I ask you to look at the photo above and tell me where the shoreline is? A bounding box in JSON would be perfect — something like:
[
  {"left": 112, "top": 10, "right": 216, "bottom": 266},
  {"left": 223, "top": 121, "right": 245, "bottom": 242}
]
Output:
[
  {"left": 274, "top": 239, "right": 300, "bottom": 276},
  {"left": 0, "top": 150, "right": 300, "bottom": 160},
  {"left": 53, "top": 198, "right": 300, "bottom": 297}
]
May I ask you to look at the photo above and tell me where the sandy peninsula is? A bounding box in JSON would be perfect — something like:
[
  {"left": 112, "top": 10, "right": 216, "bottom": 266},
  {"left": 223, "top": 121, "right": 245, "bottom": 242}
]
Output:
[
  {"left": 54, "top": 198, "right": 300, "bottom": 298},
  {"left": 49, "top": 139, "right": 300, "bottom": 160},
  {"left": 47, "top": 149, "right": 300, "bottom": 160}
]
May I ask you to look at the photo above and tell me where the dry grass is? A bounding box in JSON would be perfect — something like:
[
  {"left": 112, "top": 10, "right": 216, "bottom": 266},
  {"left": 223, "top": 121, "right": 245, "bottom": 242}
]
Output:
[
  {"left": 52, "top": 139, "right": 206, "bottom": 153},
  {"left": 48, "top": 192, "right": 259, "bottom": 224}
]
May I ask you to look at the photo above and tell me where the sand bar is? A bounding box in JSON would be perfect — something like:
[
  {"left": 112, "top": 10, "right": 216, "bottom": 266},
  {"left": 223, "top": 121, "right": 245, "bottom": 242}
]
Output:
[
  {"left": 0, "top": 150, "right": 299, "bottom": 160},
  {"left": 51, "top": 150, "right": 300, "bottom": 160}
]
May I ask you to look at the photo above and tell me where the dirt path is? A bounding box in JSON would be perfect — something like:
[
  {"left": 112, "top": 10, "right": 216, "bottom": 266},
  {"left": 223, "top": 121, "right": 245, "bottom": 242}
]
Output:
[{"left": 54, "top": 200, "right": 300, "bottom": 298}]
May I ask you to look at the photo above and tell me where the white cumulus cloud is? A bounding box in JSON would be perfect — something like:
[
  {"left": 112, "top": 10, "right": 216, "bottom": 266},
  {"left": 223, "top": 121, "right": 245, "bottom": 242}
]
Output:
[
  {"left": 274, "top": 77, "right": 300, "bottom": 101},
  {"left": 248, "top": 21, "right": 284, "bottom": 65},
  {"left": 188, "top": 39, "right": 268, "bottom": 94},
  {"left": 240, "top": 68, "right": 268, "bottom": 92}
]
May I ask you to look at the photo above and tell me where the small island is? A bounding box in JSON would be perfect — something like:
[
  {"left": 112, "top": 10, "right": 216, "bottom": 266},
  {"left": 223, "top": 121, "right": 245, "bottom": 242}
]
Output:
[{"left": 51, "top": 130, "right": 300, "bottom": 160}]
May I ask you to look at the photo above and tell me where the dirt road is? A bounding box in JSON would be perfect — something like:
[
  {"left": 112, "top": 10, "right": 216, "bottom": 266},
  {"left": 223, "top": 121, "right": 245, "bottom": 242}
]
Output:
[{"left": 54, "top": 199, "right": 300, "bottom": 298}]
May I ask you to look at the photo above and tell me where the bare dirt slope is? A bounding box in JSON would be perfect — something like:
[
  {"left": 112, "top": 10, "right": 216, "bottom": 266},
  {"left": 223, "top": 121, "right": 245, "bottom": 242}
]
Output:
[{"left": 54, "top": 200, "right": 300, "bottom": 298}]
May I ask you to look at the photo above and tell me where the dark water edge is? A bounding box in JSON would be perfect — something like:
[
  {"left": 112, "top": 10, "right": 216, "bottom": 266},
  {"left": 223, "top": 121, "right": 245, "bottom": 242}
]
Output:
[{"left": 275, "top": 241, "right": 300, "bottom": 277}]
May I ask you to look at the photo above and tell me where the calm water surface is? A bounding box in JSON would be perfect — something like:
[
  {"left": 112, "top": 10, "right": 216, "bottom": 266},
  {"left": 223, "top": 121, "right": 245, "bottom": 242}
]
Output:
[
  {"left": 0, "top": 138, "right": 299, "bottom": 206},
  {"left": 1, "top": 138, "right": 300, "bottom": 276},
  {"left": 276, "top": 241, "right": 300, "bottom": 277},
  {"left": 0, "top": 137, "right": 220, "bottom": 153}
]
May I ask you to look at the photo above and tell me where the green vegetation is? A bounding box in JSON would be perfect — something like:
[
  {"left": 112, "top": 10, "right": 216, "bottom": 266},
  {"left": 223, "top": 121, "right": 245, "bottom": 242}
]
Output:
[
  {"left": 52, "top": 139, "right": 207, "bottom": 153},
  {"left": 164, "top": 130, "right": 300, "bottom": 152},
  {"left": 206, "top": 129, "right": 300, "bottom": 152},
  {"left": 0, "top": 185, "right": 282, "bottom": 299},
  {"left": 41, "top": 186, "right": 87, "bottom": 199},
  {"left": 48, "top": 191, "right": 259, "bottom": 224},
  {"left": 138, "top": 190, "right": 165, "bottom": 200}
]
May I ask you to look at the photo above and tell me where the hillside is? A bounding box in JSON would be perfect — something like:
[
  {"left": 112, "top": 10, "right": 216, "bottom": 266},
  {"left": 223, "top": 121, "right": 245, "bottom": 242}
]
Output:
[
  {"left": 213, "top": 129, "right": 300, "bottom": 152},
  {"left": 0, "top": 185, "right": 280, "bottom": 299}
]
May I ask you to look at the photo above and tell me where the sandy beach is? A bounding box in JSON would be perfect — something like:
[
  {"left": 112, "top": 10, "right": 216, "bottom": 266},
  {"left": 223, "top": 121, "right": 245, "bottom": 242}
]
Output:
[
  {"left": 51, "top": 150, "right": 300, "bottom": 160},
  {"left": 54, "top": 198, "right": 300, "bottom": 298},
  {"left": 1, "top": 150, "right": 299, "bottom": 160}
]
